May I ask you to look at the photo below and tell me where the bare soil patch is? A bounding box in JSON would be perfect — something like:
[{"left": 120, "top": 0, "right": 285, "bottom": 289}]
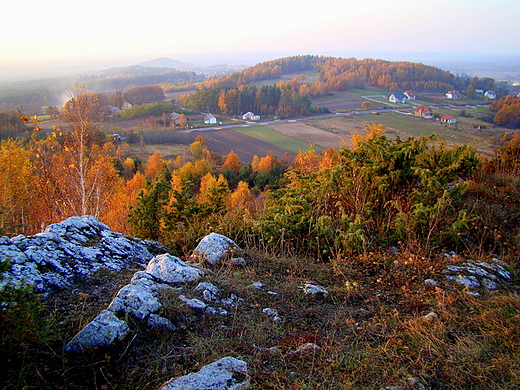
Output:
[
  {"left": 266, "top": 122, "right": 350, "bottom": 149},
  {"left": 196, "top": 129, "right": 295, "bottom": 162}
]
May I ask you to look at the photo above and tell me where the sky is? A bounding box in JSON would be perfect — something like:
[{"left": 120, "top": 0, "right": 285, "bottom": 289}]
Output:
[{"left": 1, "top": 0, "right": 519, "bottom": 78}]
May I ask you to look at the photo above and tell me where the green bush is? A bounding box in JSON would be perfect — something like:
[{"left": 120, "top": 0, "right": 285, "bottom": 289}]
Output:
[{"left": 120, "top": 102, "right": 173, "bottom": 120}]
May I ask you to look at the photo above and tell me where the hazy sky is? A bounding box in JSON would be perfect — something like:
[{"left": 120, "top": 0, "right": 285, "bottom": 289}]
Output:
[{"left": 1, "top": 0, "right": 519, "bottom": 75}]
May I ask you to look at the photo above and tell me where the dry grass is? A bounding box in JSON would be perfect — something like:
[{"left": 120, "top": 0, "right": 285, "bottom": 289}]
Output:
[{"left": 1, "top": 248, "right": 519, "bottom": 389}]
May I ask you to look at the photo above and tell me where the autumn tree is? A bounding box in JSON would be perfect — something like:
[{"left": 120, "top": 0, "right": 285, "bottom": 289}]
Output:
[
  {"left": 0, "top": 140, "right": 41, "bottom": 234},
  {"left": 223, "top": 150, "right": 241, "bottom": 174},
  {"left": 30, "top": 86, "right": 126, "bottom": 228},
  {"left": 144, "top": 151, "right": 165, "bottom": 184},
  {"left": 230, "top": 181, "right": 254, "bottom": 211}
]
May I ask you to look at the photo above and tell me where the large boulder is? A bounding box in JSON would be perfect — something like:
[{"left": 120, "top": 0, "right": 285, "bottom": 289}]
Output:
[
  {"left": 0, "top": 216, "right": 165, "bottom": 293},
  {"left": 191, "top": 233, "right": 240, "bottom": 265},
  {"left": 146, "top": 253, "right": 204, "bottom": 284},
  {"left": 159, "top": 356, "right": 250, "bottom": 390}
]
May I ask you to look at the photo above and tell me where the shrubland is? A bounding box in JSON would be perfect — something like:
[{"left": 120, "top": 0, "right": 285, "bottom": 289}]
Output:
[{"left": 0, "top": 91, "right": 519, "bottom": 389}]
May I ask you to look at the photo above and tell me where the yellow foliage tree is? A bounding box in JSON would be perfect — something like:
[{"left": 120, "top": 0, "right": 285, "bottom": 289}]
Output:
[
  {"left": 0, "top": 140, "right": 42, "bottom": 234},
  {"left": 258, "top": 152, "right": 275, "bottom": 173},
  {"left": 230, "top": 181, "right": 253, "bottom": 211},
  {"left": 144, "top": 150, "right": 164, "bottom": 184},
  {"left": 223, "top": 150, "right": 241, "bottom": 174}
]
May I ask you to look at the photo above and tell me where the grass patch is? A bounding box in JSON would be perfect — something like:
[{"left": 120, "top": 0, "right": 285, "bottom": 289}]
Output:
[
  {"left": 235, "top": 125, "right": 323, "bottom": 153},
  {"left": 2, "top": 250, "right": 518, "bottom": 389}
]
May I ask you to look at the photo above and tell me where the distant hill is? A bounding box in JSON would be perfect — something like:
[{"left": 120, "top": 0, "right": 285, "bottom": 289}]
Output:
[{"left": 138, "top": 57, "right": 197, "bottom": 71}]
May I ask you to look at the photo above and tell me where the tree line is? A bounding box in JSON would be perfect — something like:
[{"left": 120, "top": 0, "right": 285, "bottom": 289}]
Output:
[
  {"left": 2, "top": 90, "right": 520, "bottom": 259},
  {"left": 178, "top": 55, "right": 493, "bottom": 118}
]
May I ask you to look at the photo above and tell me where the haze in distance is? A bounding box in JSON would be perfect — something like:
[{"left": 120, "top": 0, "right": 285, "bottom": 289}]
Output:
[{"left": 1, "top": 0, "right": 519, "bottom": 81}]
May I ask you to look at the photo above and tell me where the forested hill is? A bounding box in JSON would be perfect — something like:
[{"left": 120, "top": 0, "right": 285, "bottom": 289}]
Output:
[
  {"left": 198, "top": 55, "right": 464, "bottom": 93},
  {"left": 179, "top": 55, "right": 471, "bottom": 118}
]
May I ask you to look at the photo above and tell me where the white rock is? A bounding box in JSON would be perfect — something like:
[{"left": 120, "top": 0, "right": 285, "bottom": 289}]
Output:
[
  {"left": 108, "top": 284, "right": 162, "bottom": 320},
  {"left": 262, "top": 308, "right": 279, "bottom": 317},
  {"left": 251, "top": 282, "right": 264, "bottom": 290},
  {"left": 301, "top": 282, "right": 329, "bottom": 298},
  {"left": 64, "top": 310, "right": 129, "bottom": 353},
  {"left": 1, "top": 215, "right": 163, "bottom": 293},
  {"left": 424, "top": 279, "right": 438, "bottom": 287},
  {"left": 159, "top": 356, "right": 249, "bottom": 390},
  {"left": 179, "top": 295, "right": 208, "bottom": 312},
  {"left": 147, "top": 314, "right": 177, "bottom": 331},
  {"left": 230, "top": 257, "right": 247, "bottom": 266},
  {"left": 445, "top": 275, "right": 481, "bottom": 289},
  {"left": 191, "top": 233, "right": 240, "bottom": 265},
  {"left": 146, "top": 254, "right": 204, "bottom": 284},
  {"left": 195, "top": 281, "right": 219, "bottom": 295}
]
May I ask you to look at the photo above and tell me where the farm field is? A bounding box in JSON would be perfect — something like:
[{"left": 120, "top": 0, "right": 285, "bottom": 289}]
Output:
[
  {"left": 234, "top": 125, "right": 321, "bottom": 153},
  {"left": 265, "top": 122, "right": 345, "bottom": 149},
  {"left": 311, "top": 88, "right": 389, "bottom": 111},
  {"left": 302, "top": 110, "right": 504, "bottom": 156}
]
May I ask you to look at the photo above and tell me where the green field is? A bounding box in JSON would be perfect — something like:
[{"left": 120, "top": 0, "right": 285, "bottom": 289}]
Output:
[{"left": 234, "top": 125, "right": 324, "bottom": 153}]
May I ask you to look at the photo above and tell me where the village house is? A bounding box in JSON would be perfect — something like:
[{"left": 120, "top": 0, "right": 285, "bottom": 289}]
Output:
[
  {"left": 445, "top": 90, "right": 460, "bottom": 99},
  {"left": 389, "top": 92, "right": 407, "bottom": 104},
  {"left": 170, "top": 112, "right": 181, "bottom": 126},
  {"left": 242, "top": 112, "right": 260, "bottom": 121},
  {"left": 404, "top": 90, "right": 416, "bottom": 100},
  {"left": 123, "top": 101, "right": 133, "bottom": 110},
  {"left": 204, "top": 113, "right": 217, "bottom": 124},
  {"left": 484, "top": 90, "right": 497, "bottom": 100},
  {"left": 441, "top": 115, "right": 457, "bottom": 124},
  {"left": 414, "top": 105, "right": 433, "bottom": 118}
]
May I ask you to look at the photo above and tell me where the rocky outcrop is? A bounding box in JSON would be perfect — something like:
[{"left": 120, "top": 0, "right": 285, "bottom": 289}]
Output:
[
  {"left": 65, "top": 253, "right": 204, "bottom": 352},
  {"left": 159, "top": 357, "right": 250, "bottom": 390},
  {"left": 0, "top": 216, "right": 165, "bottom": 293},
  {"left": 64, "top": 234, "right": 244, "bottom": 353},
  {"left": 191, "top": 233, "right": 241, "bottom": 265},
  {"left": 442, "top": 255, "right": 513, "bottom": 294}
]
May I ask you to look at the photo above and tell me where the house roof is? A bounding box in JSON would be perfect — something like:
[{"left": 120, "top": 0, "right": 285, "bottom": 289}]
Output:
[
  {"left": 404, "top": 90, "right": 415, "bottom": 97},
  {"left": 442, "top": 115, "right": 455, "bottom": 120},
  {"left": 390, "top": 92, "right": 406, "bottom": 99},
  {"left": 415, "top": 105, "right": 431, "bottom": 114}
]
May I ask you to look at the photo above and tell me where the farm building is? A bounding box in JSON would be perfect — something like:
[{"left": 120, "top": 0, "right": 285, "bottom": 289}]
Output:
[
  {"left": 404, "top": 90, "right": 416, "bottom": 100},
  {"left": 170, "top": 112, "right": 181, "bottom": 125},
  {"left": 441, "top": 115, "right": 457, "bottom": 124},
  {"left": 389, "top": 92, "right": 407, "bottom": 104},
  {"left": 414, "top": 106, "right": 433, "bottom": 118},
  {"left": 242, "top": 112, "right": 260, "bottom": 121},
  {"left": 445, "top": 90, "right": 460, "bottom": 99},
  {"left": 484, "top": 90, "right": 497, "bottom": 100},
  {"left": 204, "top": 114, "right": 217, "bottom": 124}
]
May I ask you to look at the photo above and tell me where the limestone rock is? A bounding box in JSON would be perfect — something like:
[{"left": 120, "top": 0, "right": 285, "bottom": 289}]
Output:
[
  {"left": 145, "top": 254, "right": 204, "bottom": 284},
  {"left": 191, "top": 233, "right": 240, "bottom": 265},
  {"left": 179, "top": 295, "right": 208, "bottom": 312},
  {"left": 159, "top": 356, "right": 250, "bottom": 390},
  {"left": 443, "top": 257, "right": 512, "bottom": 292},
  {"left": 0, "top": 215, "right": 165, "bottom": 293},
  {"left": 107, "top": 284, "right": 162, "bottom": 320},
  {"left": 64, "top": 310, "right": 129, "bottom": 353},
  {"left": 262, "top": 308, "right": 279, "bottom": 317},
  {"left": 147, "top": 314, "right": 177, "bottom": 331},
  {"left": 300, "top": 282, "right": 329, "bottom": 298}
]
